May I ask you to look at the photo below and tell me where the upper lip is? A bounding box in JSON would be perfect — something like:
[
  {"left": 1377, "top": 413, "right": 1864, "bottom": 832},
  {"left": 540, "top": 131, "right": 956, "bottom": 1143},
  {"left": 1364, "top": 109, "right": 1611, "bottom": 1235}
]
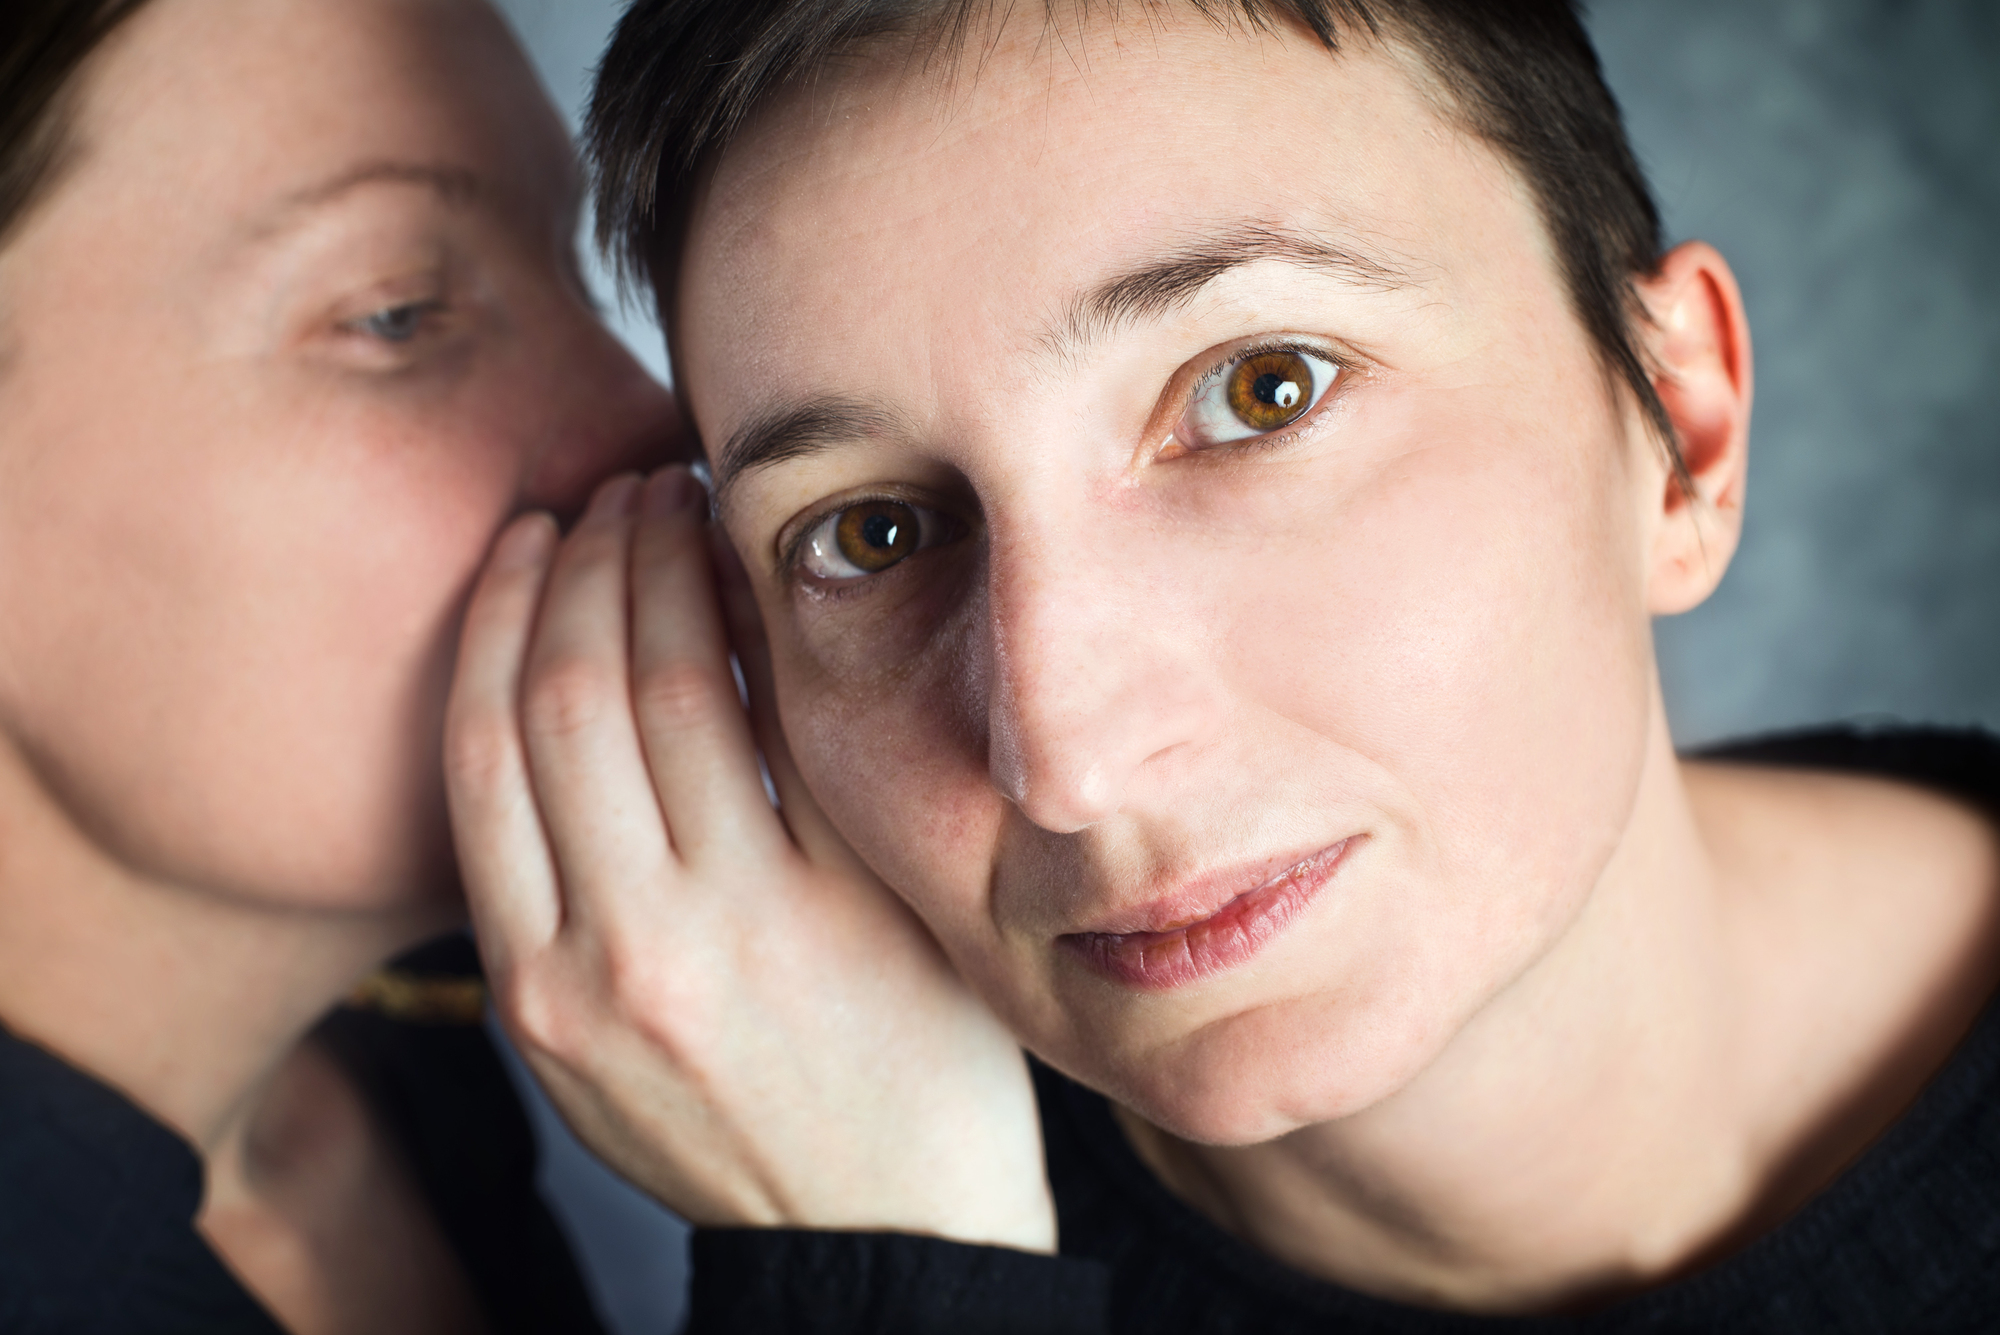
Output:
[{"left": 1062, "top": 840, "right": 1355, "bottom": 939}]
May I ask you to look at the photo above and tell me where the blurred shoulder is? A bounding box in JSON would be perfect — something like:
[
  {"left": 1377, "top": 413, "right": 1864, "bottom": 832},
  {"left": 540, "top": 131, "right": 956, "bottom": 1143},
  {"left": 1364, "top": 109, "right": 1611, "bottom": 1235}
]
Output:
[{"left": 1684, "top": 724, "right": 2000, "bottom": 927}]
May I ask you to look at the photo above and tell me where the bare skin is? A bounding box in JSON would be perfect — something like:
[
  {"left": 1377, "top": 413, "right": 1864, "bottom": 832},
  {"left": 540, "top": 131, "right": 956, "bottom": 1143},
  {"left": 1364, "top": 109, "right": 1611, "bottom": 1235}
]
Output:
[
  {"left": 0, "top": 0, "right": 676, "bottom": 1328},
  {"left": 198, "top": 1042, "right": 488, "bottom": 1335},
  {"left": 448, "top": 4, "right": 2000, "bottom": 1315}
]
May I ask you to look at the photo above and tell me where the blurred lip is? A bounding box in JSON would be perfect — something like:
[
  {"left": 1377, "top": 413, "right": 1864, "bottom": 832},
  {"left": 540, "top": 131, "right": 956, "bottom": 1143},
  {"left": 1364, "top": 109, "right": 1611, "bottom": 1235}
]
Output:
[{"left": 1058, "top": 838, "right": 1356, "bottom": 991}]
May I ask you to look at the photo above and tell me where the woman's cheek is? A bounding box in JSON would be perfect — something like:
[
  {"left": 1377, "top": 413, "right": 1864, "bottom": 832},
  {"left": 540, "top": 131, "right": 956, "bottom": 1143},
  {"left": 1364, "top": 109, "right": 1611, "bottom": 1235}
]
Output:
[
  {"left": 781, "top": 619, "right": 1005, "bottom": 908},
  {"left": 780, "top": 537, "right": 979, "bottom": 681}
]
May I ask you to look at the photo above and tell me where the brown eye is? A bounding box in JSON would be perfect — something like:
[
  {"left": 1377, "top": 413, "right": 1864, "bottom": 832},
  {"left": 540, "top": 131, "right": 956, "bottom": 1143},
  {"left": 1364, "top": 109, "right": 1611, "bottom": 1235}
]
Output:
[
  {"left": 1175, "top": 345, "right": 1339, "bottom": 450},
  {"left": 835, "top": 501, "right": 919, "bottom": 572},
  {"left": 799, "top": 498, "right": 946, "bottom": 582},
  {"left": 1225, "top": 350, "right": 1315, "bottom": 431}
]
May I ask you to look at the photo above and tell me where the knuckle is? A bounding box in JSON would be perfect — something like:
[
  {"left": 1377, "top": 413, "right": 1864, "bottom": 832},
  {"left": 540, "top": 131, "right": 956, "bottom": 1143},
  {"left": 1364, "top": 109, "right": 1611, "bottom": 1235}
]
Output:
[
  {"left": 600, "top": 940, "right": 703, "bottom": 1055},
  {"left": 523, "top": 654, "right": 619, "bottom": 739},
  {"left": 499, "top": 945, "right": 706, "bottom": 1071},
  {"left": 598, "top": 937, "right": 667, "bottom": 1013},
  {"left": 443, "top": 710, "right": 515, "bottom": 791},
  {"left": 499, "top": 971, "right": 586, "bottom": 1058},
  {"left": 633, "top": 658, "right": 723, "bottom": 734}
]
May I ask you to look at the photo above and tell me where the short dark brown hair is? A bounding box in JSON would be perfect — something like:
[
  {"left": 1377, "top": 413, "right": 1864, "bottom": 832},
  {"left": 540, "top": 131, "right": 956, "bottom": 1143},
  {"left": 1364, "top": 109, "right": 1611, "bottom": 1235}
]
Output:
[
  {"left": 1, "top": 1, "right": 150, "bottom": 248},
  {"left": 588, "top": 0, "right": 1688, "bottom": 484}
]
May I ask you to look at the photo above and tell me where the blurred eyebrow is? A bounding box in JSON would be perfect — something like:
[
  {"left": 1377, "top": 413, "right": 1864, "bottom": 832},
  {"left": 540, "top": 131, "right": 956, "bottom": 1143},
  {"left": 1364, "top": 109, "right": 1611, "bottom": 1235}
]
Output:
[
  {"left": 1040, "top": 222, "right": 1416, "bottom": 363},
  {"left": 244, "top": 161, "right": 484, "bottom": 239},
  {"left": 713, "top": 397, "right": 905, "bottom": 500}
]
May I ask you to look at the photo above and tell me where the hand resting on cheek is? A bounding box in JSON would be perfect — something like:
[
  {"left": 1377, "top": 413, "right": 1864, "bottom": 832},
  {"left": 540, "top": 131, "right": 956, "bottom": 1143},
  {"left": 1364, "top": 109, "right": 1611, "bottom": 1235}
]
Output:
[{"left": 445, "top": 466, "right": 1055, "bottom": 1253}]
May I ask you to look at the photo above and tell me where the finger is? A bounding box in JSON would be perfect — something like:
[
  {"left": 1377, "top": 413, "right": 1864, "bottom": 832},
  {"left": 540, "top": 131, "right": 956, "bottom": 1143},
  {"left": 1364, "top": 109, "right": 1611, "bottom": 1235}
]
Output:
[
  {"left": 713, "top": 530, "right": 881, "bottom": 884},
  {"left": 629, "top": 467, "right": 789, "bottom": 868},
  {"left": 517, "top": 475, "right": 674, "bottom": 926},
  {"left": 444, "top": 513, "right": 564, "bottom": 971}
]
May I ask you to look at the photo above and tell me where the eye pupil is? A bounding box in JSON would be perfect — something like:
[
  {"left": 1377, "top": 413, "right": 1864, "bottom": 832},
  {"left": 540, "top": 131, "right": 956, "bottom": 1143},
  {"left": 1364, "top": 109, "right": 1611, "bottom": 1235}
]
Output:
[
  {"left": 860, "top": 513, "right": 901, "bottom": 550},
  {"left": 835, "top": 501, "right": 920, "bottom": 573},
  {"left": 1252, "top": 372, "right": 1300, "bottom": 409},
  {"left": 1226, "top": 351, "right": 1316, "bottom": 430}
]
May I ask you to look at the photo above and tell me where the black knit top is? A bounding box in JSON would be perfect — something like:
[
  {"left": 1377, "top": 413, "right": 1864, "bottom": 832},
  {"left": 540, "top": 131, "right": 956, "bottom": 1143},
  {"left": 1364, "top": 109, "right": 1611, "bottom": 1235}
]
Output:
[{"left": 0, "top": 936, "right": 605, "bottom": 1335}]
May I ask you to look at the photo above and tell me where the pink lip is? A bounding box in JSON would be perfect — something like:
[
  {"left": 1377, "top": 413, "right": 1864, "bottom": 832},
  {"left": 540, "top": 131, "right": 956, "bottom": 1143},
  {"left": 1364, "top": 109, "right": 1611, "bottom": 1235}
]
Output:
[{"left": 1059, "top": 838, "right": 1356, "bottom": 991}]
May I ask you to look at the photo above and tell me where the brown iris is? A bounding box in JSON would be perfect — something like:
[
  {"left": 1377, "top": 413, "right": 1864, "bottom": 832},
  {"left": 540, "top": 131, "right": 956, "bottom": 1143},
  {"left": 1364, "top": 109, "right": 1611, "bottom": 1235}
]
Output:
[
  {"left": 834, "top": 500, "right": 919, "bottom": 573},
  {"left": 1224, "top": 350, "right": 1315, "bottom": 432}
]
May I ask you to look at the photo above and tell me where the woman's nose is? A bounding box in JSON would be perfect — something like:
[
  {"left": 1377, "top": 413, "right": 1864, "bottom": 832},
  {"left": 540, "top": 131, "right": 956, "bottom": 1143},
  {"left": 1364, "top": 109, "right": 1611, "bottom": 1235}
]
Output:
[
  {"left": 981, "top": 517, "right": 1228, "bottom": 834},
  {"left": 521, "top": 316, "right": 685, "bottom": 517}
]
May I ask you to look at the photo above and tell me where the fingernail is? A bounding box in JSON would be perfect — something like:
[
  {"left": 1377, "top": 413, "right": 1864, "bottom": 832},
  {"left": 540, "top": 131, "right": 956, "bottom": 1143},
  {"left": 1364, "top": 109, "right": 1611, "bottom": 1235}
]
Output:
[
  {"left": 493, "top": 514, "right": 555, "bottom": 569},
  {"left": 587, "top": 473, "right": 642, "bottom": 521},
  {"left": 645, "top": 467, "right": 703, "bottom": 518}
]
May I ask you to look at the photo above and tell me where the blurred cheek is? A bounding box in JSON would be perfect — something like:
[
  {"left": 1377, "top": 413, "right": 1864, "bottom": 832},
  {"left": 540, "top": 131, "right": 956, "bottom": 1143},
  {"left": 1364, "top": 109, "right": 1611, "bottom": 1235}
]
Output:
[{"left": 1, "top": 375, "right": 520, "bottom": 909}]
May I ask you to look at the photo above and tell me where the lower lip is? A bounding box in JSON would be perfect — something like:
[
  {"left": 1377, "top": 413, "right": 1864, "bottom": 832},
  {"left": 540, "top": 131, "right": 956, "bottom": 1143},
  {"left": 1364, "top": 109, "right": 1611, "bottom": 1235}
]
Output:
[{"left": 1060, "top": 839, "right": 1354, "bottom": 991}]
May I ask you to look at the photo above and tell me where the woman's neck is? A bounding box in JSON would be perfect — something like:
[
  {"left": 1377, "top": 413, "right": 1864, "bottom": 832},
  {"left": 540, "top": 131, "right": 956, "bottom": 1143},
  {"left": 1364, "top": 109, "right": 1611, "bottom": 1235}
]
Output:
[
  {"left": 1121, "top": 706, "right": 2000, "bottom": 1313},
  {"left": 0, "top": 738, "right": 455, "bottom": 1154}
]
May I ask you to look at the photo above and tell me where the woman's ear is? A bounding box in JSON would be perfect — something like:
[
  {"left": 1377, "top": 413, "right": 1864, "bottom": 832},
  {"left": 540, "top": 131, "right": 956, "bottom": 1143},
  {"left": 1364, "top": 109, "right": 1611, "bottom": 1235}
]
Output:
[{"left": 1637, "top": 240, "right": 1754, "bottom": 616}]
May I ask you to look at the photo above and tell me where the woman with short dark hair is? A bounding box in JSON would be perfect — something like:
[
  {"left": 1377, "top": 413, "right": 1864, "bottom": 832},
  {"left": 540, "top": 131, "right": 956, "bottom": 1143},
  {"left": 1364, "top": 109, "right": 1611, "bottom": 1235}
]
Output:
[{"left": 449, "top": 2, "right": 2000, "bottom": 1331}]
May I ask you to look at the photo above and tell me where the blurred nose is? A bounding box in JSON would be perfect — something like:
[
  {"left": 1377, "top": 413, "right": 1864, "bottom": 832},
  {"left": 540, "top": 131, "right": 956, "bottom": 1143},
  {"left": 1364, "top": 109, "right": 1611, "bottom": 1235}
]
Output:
[
  {"left": 981, "top": 499, "right": 1228, "bottom": 834},
  {"left": 520, "top": 304, "right": 684, "bottom": 518}
]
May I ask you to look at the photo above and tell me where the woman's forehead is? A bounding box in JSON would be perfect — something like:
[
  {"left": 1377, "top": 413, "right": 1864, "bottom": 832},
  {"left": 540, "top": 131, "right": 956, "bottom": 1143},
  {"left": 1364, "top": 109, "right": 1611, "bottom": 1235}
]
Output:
[
  {"left": 56, "top": 0, "right": 573, "bottom": 243},
  {"left": 677, "top": 15, "right": 1541, "bottom": 437},
  {"left": 697, "top": 12, "right": 1455, "bottom": 254}
]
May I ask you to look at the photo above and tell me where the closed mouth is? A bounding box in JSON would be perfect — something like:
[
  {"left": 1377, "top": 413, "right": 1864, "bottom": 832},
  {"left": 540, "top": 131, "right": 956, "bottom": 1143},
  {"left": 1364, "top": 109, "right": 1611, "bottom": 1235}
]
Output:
[{"left": 1058, "top": 838, "right": 1355, "bottom": 990}]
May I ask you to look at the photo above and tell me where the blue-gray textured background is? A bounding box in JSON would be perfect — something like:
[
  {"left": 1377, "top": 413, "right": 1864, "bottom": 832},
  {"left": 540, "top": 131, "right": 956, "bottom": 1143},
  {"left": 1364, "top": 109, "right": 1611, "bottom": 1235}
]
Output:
[{"left": 488, "top": 2, "right": 2000, "bottom": 1330}]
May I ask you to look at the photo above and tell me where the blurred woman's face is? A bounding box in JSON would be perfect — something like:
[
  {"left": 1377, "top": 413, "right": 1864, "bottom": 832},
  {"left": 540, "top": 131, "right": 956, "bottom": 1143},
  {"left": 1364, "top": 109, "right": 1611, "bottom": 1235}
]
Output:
[
  {"left": 680, "top": 15, "right": 1684, "bottom": 1144},
  {"left": 0, "top": 0, "right": 674, "bottom": 911}
]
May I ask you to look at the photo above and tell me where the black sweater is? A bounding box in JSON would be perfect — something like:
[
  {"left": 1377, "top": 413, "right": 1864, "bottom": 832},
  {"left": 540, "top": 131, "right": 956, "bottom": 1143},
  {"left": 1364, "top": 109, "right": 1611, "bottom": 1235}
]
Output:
[
  {"left": 0, "top": 936, "right": 605, "bottom": 1335},
  {"left": 687, "top": 726, "right": 2000, "bottom": 1334}
]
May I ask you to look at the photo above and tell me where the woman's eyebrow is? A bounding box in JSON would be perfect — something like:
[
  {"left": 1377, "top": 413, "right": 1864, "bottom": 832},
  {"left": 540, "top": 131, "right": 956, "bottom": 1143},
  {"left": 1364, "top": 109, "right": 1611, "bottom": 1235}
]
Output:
[
  {"left": 1039, "top": 221, "right": 1418, "bottom": 366},
  {"left": 713, "top": 397, "right": 906, "bottom": 501},
  {"left": 238, "top": 161, "right": 486, "bottom": 242}
]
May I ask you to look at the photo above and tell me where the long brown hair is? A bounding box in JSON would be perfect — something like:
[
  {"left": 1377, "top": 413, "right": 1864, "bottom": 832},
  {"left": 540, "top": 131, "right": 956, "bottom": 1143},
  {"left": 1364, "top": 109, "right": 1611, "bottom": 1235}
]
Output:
[{"left": 2, "top": 0, "right": 151, "bottom": 246}]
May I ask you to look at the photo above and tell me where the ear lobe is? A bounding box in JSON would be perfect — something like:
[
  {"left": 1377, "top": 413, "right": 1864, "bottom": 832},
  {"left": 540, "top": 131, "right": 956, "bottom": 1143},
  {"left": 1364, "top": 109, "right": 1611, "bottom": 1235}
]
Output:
[{"left": 1638, "top": 240, "right": 1754, "bottom": 616}]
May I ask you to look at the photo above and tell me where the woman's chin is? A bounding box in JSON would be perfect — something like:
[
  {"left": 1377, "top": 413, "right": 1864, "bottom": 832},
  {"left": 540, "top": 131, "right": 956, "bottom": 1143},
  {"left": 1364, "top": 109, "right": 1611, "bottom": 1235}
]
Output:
[{"left": 1076, "top": 1017, "right": 1440, "bottom": 1148}]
